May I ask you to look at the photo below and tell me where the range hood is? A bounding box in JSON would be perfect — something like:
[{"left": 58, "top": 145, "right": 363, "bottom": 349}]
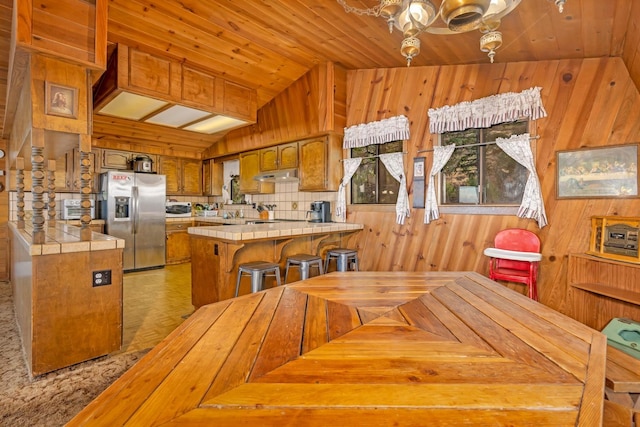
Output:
[{"left": 254, "top": 169, "right": 299, "bottom": 182}]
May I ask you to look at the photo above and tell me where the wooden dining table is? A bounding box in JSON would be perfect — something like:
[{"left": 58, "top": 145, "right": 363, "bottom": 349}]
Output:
[{"left": 69, "top": 271, "right": 606, "bottom": 426}]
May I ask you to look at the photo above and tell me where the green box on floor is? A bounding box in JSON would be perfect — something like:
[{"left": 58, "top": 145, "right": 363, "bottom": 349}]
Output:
[{"left": 602, "top": 318, "right": 640, "bottom": 359}]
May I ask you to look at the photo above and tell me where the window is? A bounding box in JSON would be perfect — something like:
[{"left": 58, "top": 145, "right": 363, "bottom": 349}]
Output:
[
  {"left": 440, "top": 121, "right": 529, "bottom": 205},
  {"left": 351, "top": 141, "right": 402, "bottom": 204}
]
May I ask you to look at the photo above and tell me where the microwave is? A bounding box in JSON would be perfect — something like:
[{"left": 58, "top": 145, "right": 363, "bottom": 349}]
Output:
[
  {"left": 63, "top": 199, "right": 95, "bottom": 220},
  {"left": 166, "top": 201, "right": 192, "bottom": 218}
]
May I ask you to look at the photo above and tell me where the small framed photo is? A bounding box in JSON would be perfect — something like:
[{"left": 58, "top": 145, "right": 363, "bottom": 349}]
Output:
[
  {"left": 556, "top": 144, "right": 638, "bottom": 198},
  {"left": 45, "top": 82, "right": 78, "bottom": 119}
]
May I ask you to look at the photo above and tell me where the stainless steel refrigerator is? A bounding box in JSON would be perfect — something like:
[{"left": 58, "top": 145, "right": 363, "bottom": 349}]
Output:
[{"left": 99, "top": 170, "right": 166, "bottom": 271}]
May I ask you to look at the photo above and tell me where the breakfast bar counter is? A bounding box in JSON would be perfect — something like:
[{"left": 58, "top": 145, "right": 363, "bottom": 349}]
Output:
[
  {"left": 188, "top": 221, "right": 363, "bottom": 307},
  {"left": 69, "top": 271, "right": 606, "bottom": 426}
]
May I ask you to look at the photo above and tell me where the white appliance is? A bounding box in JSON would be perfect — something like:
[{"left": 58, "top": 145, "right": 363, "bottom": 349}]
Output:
[
  {"left": 62, "top": 199, "right": 95, "bottom": 220},
  {"left": 99, "top": 171, "right": 166, "bottom": 272},
  {"left": 166, "top": 201, "right": 192, "bottom": 218}
]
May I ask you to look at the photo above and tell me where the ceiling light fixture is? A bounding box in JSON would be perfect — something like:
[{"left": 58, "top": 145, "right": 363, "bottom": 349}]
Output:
[{"left": 338, "top": 0, "right": 567, "bottom": 65}]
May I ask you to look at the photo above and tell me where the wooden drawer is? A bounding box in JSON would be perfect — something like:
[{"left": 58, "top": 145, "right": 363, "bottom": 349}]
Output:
[{"left": 166, "top": 221, "right": 193, "bottom": 232}]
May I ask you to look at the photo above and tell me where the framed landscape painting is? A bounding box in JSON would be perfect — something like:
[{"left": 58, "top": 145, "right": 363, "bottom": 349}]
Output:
[{"left": 556, "top": 144, "right": 638, "bottom": 198}]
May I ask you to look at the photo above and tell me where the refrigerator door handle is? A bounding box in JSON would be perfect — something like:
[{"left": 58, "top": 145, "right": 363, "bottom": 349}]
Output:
[{"left": 133, "top": 186, "right": 139, "bottom": 234}]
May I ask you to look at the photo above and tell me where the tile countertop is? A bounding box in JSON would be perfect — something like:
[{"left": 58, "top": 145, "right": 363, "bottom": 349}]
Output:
[
  {"left": 188, "top": 221, "right": 364, "bottom": 242},
  {"left": 9, "top": 221, "right": 125, "bottom": 256}
]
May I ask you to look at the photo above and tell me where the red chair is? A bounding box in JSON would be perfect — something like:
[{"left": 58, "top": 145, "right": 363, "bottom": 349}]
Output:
[{"left": 483, "top": 229, "right": 542, "bottom": 301}]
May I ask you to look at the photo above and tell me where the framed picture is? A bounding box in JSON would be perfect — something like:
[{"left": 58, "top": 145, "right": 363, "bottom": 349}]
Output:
[
  {"left": 556, "top": 144, "right": 638, "bottom": 198},
  {"left": 45, "top": 82, "right": 78, "bottom": 119}
]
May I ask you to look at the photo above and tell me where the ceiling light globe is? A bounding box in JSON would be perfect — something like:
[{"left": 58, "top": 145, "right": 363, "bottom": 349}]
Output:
[
  {"left": 397, "top": 0, "right": 437, "bottom": 37},
  {"left": 441, "top": 0, "right": 491, "bottom": 32},
  {"left": 485, "top": 0, "right": 507, "bottom": 18}
]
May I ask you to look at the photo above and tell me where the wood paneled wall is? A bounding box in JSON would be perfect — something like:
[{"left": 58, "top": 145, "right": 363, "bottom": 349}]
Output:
[
  {"left": 206, "top": 62, "right": 346, "bottom": 158},
  {"left": 346, "top": 57, "right": 640, "bottom": 320},
  {"left": 622, "top": 1, "right": 640, "bottom": 99}
]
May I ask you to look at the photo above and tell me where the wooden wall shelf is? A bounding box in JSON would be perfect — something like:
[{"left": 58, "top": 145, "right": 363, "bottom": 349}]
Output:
[
  {"left": 568, "top": 253, "right": 640, "bottom": 330},
  {"left": 571, "top": 283, "right": 640, "bottom": 306}
]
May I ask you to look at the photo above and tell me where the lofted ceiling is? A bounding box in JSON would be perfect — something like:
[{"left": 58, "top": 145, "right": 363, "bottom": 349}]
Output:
[{"left": 0, "top": 0, "right": 635, "bottom": 153}]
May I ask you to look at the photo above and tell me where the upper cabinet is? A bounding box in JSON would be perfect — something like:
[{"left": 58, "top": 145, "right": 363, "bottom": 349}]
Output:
[
  {"left": 298, "top": 134, "right": 342, "bottom": 192},
  {"left": 206, "top": 62, "right": 346, "bottom": 158},
  {"left": 99, "top": 149, "right": 159, "bottom": 173},
  {"left": 239, "top": 151, "right": 274, "bottom": 194},
  {"left": 93, "top": 44, "right": 257, "bottom": 128},
  {"left": 159, "top": 157, "right": 203, "bottom": 196},
  {"left": 260, "top": 143, "right": 298, "bottom": 171},
  {"left": 203, "top": 159, "right": 223, "bottom": 196}
]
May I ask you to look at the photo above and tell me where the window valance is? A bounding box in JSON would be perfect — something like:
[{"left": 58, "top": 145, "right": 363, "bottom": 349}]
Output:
[
  {"left": 428, "top": 87, "right": 547, "bottom": 134},
  {"left": 343, "top": 115, "right": 410, "bottom": 149}
]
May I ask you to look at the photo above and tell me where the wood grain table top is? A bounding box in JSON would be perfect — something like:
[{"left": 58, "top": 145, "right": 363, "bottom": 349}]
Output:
[{"left": 69, "top": 271, "right": 606, "bottom": 426}]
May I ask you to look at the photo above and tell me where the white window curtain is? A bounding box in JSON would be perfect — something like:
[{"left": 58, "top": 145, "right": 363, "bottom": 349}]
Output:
[
  {"left": 335, "top": 157, "right": 362, "bottom": 223},
  {"left": 424, "top": 145, "right": 455, "bottom": 224},
  {"left": 428, "top": 87, "right": 547, "bottom": 134},
  {"left": 379, "top": 153, "right": 409, "bottom": 225},
  {"left": 343, "top": 115, "right": 410, "bottom": 149},
  {"left": 496, "top": 134, "right": 548, "bottom": 228}
]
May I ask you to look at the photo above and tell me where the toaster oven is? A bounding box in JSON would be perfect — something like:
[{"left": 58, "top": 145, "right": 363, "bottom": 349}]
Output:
[{"left": 63, "top": 199, "right": 95, "bottom": 220}]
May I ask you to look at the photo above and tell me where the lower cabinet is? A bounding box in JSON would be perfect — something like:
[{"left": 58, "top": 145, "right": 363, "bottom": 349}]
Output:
[
  {"left": 166, "top": 221, "right": 223, "bottom": 264},
  {"left": 166, "top": 222, "right": 192, "bottom": 265}
]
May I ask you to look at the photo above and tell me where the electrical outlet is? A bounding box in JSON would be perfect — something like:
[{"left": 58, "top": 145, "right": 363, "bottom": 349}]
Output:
[{"left": 92, "top": 270, "right": 112, "bottom": 287}]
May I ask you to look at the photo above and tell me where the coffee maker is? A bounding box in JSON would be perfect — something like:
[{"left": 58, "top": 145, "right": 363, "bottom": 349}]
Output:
[{"left": 308, "top": 201, "right": 331, "bottom": 223}]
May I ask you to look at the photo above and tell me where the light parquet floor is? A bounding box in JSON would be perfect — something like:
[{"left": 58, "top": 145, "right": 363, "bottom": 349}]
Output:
[{"left": 120, "top": 263, "right": 193, "bottom": 353}]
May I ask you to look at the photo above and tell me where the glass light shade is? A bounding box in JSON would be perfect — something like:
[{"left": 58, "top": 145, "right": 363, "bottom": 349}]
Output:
[
  {"left": 183, "top": 115, "right": 248, "bottom": 134},
  {"left": 397, "top": 0, "right": 437, "bottom": 37},
  {"left": 485, "top": 0, "right": 507, "bottom": 17},
  {"left": 145, "top": 105, "right": 211, "bottom": 128},
  {"left": 98, "top": 91, "right": 169, "bottom": 120}
]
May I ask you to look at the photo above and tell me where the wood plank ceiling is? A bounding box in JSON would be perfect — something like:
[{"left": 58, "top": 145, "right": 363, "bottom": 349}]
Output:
[{"left": 0, "top": 0, "right": 634, "bottom": 153}]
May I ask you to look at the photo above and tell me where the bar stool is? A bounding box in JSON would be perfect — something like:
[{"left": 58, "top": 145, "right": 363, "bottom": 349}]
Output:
[
  {"left": 324, "top": 248, "right": 359, "bottom": 272},
  {"left": 284, "top": 254, "right": 324, "bottom": 283},
  {"left": 235, "top": 261, "right": 281, "bottom": 297}
]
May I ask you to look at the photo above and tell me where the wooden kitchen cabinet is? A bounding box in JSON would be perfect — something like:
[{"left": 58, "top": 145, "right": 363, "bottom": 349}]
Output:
[
  {"left": 159, "top": 156, "right": 203, "bottom": 196},
  {"left": 100, "top": 149, "right": 159, "bottom": 173},
  {"left": 239, "top": 150, "right": 274, "bottom": 194},
  {"left": 298, "top": 134, "right": 342, "bottom": 191},
  {"left": 203, "top": 159, "right": 223, "bottom": 196},
  {"left": 166, "top": 221, "right": 192, "bottom": 264},
  {"left": 260, "top": 142, "right": 298, "bottom": 171}
]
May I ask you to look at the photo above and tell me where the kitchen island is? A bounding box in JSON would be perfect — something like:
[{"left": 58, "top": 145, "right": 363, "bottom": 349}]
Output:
[
  {"left": 9, "top": 221, "right": 124, "bottom": 376},
  {"left": 69, "top": 271, "right": 606, "bottom": 426},
  {"left": 188, "top": 221, "right": 363, "bottom": 307}
]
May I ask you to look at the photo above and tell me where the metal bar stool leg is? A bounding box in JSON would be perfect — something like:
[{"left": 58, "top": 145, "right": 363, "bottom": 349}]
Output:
[
  {"left": 235, "top": 272, "right": 242, "bottom": 297},
  {"left": 336, "top": 254, "right": 348, "bottom": 272},
  {"left": 300, "top": 262, "right": 310, "bottom": 280},
  {"left": 251, "top": 272, "right": 263, "bottom": 293}
]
